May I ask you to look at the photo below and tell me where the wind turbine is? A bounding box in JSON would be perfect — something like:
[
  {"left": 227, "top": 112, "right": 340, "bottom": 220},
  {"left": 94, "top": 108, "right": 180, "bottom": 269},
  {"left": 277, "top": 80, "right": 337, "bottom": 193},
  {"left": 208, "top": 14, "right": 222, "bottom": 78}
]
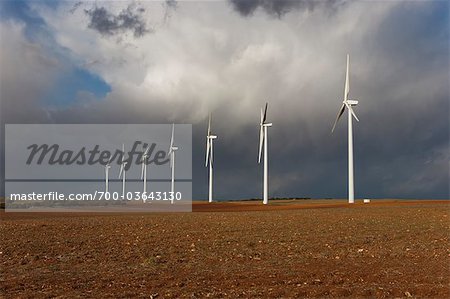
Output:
[
  {"left": 168, "top": 124, "right": 178, "bottom": 194},
  {"left": 104, "top": 157, "right": 111, "bottom": 193},
  {"left": 118, "top": 144, "right": 128, "bottom": 199},
  {"left": 258, "top": 102, "right": 272, "bottom": 205},
  {"left": 141, "top": 147, "right": 150, "bottom": 194},
  {"left": 331, "top": 54, "right": 360, "bottom": 204},
  {"left": 205, "top": 113, "right": 217, "bottom": 203}
]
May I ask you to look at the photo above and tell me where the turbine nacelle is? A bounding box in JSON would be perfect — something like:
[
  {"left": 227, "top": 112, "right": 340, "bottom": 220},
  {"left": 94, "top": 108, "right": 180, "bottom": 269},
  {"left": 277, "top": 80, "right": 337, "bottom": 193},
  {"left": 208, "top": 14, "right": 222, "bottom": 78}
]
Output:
[
  {"left": 168, "top": 146, "right": 178, "bottom": 168},
  {"left": 346, "top": 99, "right": 359, "bottom": 106}
]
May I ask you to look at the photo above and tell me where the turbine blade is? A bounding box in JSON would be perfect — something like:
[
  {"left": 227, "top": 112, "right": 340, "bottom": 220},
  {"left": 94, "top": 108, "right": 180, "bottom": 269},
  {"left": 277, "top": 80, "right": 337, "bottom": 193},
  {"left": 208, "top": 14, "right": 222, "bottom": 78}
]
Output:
[
  {"left": 169, "top": 124, "right": 174, "bottom": 152},
  {"left": 349, "top": 106, "right": 360, "bottom": 122},
  {"left": 263, "top": 102, "right": 268, "bottom": 123},
  {"left": 258, "top": 125, "right": 264, "bottom": 163},
  {"left": 119, "top": 164, "right": 124, "bottom": 179},
  {"left": 344, "top": 54, "right": 350, "bottom": 101},
  {"left": 121, "top": 143, "right": 125, "bottom": 162},
  {"left": 205, "top": 139, "right": 210, "bottom": 167},
  {"left": 144, "top": 146, "right": 150, "bottom": 156},
  {"left": 141, "top": 160, "right": 145, "bottom": 180},
  {"left": 331, "top": 103, "right": 346, "bottom": 133},
  {"left": 207, "top": 113, "right": 211, "bottom": 136}
]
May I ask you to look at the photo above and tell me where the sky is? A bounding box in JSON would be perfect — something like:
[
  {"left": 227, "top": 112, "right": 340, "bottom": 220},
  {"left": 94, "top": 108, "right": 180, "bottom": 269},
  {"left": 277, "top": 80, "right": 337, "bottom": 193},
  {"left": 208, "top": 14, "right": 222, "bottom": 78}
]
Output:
[{"left": 0, "top": 0, "right": 448, "bottom": 200}]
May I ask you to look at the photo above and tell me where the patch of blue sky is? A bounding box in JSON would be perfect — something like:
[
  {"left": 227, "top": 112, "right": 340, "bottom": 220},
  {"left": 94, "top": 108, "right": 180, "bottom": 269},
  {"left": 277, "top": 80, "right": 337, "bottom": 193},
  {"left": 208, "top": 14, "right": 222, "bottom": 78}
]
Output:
[
  {"left": 1, "top": 0, "right": 50, "bottom": 40},
  {"left": 1, "top": 0, "right": 111, "bottom": 107},
  {"left": 42, "top": 67, "right": 112, "bottom": 107}
]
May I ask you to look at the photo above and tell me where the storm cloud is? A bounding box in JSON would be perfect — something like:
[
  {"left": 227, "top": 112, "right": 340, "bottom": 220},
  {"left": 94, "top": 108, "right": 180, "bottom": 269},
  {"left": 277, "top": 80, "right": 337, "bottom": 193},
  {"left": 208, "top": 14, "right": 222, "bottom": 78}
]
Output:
[
  {"left": 85, "top": 4, "right": 150, "bottom": 38},
  {"left": 229, "top": 0, "right": 346, "bottom": 17}
]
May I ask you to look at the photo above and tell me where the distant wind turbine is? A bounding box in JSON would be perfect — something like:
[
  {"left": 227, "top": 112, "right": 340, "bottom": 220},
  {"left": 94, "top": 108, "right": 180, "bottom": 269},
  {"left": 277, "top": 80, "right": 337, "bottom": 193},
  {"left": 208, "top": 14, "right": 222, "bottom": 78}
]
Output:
[
  {"left": 331, "top": 54, "right": 360, "bottom": 204},
  {"left": 118, "top": 144, "right": 128, "bottom": 199},
  {"left": 104, "top": 157, "right": 111, "bottom": 193},
  {"left": 168, "top": 124, "right": 178, "bottom": 194},
  {"left": 141, "top": 147, "right": 150, "bottom": 194},
  {"left": 258, "top": 102, "right": 272, "bottom": 205},
  {"left": 205, "top": 113, "right": 217, "bottom": 203}
]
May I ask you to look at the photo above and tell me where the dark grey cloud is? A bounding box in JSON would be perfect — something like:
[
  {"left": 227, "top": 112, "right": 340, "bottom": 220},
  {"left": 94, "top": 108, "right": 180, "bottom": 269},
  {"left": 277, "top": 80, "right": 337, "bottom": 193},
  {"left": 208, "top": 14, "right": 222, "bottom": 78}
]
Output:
[
  {"left": 85, "top": 5, "right": 150, "bottom": 38},
  {"left": 229, "top": 0, "right": 346, "bottom": 17},
  {"left": 165, "top": 0, "right": 178, "bottom": 10}
]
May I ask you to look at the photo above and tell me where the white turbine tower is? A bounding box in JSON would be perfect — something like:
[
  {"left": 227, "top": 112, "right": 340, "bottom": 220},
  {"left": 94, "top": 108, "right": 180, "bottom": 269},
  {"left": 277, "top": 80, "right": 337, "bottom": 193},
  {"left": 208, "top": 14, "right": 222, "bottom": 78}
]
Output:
[
  {"left": 331, "top": 54, "right": 360, "bottom": 204},
  {"left": 258, "top": 102, "right": 272, "bottom": 205},
  {"left": 168, "top": 124, "right": 178, "bottom": 194},
  {"left": 118, "top": 144, "right": 128, "bottom": 199},
  {"left": 104, "top": 157, "right": 111, "bottom": 193},
  {"left": 141, "top": 147, "right": 150, "bottom": 194},
  {"left": 205, "top": 113, "right": 217, "bottom": 203}
]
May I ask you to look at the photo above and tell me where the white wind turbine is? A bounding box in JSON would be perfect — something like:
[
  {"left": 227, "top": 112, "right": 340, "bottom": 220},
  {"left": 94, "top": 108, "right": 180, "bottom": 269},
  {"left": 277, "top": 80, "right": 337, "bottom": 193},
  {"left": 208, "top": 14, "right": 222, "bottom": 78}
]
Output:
[
  {"left": 331, "top": 54, "right": 360, "bottom": 204},
  {"left": 118, "top": 144, "right": 128, "bottom": 199},
  {"left": 104, "top": 157, "right": 111, "bottom": 193},
  {"left": 205, "top": 113, "right": 217, "bottom": 203},
  {"left": 168, "top": 124, "right": 178, "bottom": 194},
  {"left": 141, "top": 147, "right": 150, "bottom": 194},
  {"left": 258, "top": 102, "right": 272, "bottom": 205}
]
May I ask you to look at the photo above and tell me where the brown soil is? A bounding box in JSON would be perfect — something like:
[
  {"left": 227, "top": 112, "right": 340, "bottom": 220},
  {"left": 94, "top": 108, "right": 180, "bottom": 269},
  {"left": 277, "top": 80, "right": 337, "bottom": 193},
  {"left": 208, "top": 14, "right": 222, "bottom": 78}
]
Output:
[{"left": 1, "top": 200, "right": 449, "bottom": 298}]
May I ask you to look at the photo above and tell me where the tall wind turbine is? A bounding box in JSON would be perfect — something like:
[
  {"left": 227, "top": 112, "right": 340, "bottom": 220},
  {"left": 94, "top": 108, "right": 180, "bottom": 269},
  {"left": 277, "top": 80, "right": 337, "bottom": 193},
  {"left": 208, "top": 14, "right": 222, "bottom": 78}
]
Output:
[
  {"left": 331, "top": 54, "right": 360, "bottom": 204},
  {"left": 141, "top": 147, "right": 150, "bottom": 194},
  {"left": 104, "top": 157, "right": 111, "bottom": 193},
  {"left": 118, "top": 144, "right": 128, "bottom": 199},
  {"left": 258, "top": 102, "right": 272, "bottom": 205},
  {"left": 168, "top": 124, "right": 178, "bottom": 194},
  {"left": 205, "top": 113, "right": 217, "bottom": 203}
]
